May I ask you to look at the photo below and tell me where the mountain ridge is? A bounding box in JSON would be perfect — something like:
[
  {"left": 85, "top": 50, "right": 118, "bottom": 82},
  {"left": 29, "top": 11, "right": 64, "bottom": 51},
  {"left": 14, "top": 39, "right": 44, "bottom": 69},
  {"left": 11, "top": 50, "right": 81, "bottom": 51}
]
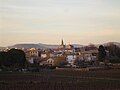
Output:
[{"left": 0, "top": 42, "right": 120, "bottom": 49}]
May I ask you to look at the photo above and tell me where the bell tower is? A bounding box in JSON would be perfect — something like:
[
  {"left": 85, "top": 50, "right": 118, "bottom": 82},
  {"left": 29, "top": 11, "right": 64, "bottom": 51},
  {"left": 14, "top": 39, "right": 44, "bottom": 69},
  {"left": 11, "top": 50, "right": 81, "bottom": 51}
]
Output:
[
  {"left": 59, "top": 39, "right": 65, "bottom": 49},
  {"left": 61, "top": 39, "right": 64, "bottom": 46}
]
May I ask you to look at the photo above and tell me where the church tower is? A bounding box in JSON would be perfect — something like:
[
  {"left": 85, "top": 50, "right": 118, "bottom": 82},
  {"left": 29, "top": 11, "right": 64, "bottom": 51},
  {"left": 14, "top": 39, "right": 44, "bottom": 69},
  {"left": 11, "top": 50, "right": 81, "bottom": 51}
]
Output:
[
  {"left": 61, "top": 39, "right": 64, "bottom": 46},
  {"left": 59, "top": 39, "right": 65, "bottom": 49}
]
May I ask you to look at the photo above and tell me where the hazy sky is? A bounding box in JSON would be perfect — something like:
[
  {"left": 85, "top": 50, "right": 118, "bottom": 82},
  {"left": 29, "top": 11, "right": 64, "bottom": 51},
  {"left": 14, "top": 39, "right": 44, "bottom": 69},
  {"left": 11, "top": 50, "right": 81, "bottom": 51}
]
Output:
[{"left": 0, "top": 0, "right": 120, "bottom": 46}]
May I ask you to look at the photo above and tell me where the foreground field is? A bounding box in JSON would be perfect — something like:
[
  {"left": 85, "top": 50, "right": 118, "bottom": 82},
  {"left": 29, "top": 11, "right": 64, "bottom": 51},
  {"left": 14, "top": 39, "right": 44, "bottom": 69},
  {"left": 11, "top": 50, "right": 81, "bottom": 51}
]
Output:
[{"left": 0, "top": 69, "right": 120, "bottom": 90}]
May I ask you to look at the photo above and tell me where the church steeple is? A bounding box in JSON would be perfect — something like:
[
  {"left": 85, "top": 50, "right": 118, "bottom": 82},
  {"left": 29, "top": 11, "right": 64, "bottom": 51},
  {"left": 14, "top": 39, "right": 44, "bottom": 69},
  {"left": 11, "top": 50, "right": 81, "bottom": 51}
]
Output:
[
  {"left": 61, "top": 39, "right": 64, "bottom": 46},
  {"left": 59, "top": 39, "right": 65, "bottom": 49}
]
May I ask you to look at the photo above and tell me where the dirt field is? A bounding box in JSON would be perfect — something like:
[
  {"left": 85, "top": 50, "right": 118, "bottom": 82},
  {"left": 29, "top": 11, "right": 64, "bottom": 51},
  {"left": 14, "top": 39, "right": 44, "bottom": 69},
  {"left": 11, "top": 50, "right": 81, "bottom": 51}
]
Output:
[{"left": 0, "top": 69, "right": 120, "bottom": 90}]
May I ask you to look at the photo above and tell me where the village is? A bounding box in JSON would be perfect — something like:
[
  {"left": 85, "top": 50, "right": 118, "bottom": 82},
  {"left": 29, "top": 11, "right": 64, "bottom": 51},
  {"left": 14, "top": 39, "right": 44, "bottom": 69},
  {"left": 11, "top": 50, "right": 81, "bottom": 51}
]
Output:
[
  {"left": 1, "top": 39, "right": 119, "bottom": 72},
  {"left": 22, "top": 40, "right": 99, "bottom": 69}
]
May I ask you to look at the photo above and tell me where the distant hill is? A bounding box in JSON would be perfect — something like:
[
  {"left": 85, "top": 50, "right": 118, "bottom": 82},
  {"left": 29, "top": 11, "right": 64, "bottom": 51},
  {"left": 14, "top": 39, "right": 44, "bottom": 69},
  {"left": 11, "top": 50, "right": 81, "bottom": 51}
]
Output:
[
  {"left": 8, "top": 43, "right": 60, "bottom": 49},
  {"left": 4, "top": 42, "right": 120, "bottom": 49},
  {"left": 38, "top": 43, "right": 59, "bottom": 49},
  {"left": 0, "top": 47, "right": 6, "bottom": 50},
  {"left": 8, "top": 43, "right": 84, "bottom": 49},
  {"left": 38, "top": 43, "right": 84, "bottom": 49},
  {"left": 95, "top": 42, "right": 120, "bottom": 48},
  {"left": 8, "top": 44, "right": 45, "bottom": 49},
  {"left": 103, "top": 42, "right": 120, "bottom": 47},
  {"left": 72, "top": 44, "right": 84, "bottom": 48}
]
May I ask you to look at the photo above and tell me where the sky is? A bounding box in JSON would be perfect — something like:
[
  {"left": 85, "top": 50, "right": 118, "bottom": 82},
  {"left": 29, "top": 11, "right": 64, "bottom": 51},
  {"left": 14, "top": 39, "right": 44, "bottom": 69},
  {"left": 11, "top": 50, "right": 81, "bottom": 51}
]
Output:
[{"left": 0, "top": 0, "right": 120, "bottom": 46}]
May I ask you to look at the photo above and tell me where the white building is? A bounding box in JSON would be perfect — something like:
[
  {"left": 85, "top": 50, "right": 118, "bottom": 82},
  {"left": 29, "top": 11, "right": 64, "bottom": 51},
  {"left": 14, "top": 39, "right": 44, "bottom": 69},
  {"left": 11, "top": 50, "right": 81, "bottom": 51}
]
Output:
[
  {"left": 41, "top": 53, "right": 47, "bottom": 58},
  {"left": 81, "top": 50, "right": 98, "bottom": 62},
  {"left": 66, "top": 55, "right": 76, "bottom": 65}
]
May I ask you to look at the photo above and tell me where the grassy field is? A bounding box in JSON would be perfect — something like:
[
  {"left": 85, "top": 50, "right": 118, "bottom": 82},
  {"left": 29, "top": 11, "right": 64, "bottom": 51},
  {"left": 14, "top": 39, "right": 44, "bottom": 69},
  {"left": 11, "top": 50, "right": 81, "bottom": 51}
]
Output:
[{"left": 0, "top": 69, "right": 120, "bottom": 90}]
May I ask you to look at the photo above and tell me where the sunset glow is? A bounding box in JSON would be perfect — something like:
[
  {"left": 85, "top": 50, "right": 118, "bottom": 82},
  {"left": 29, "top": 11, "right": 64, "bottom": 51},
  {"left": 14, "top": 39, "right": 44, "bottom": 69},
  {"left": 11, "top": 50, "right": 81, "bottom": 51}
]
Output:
[{"left": 0, "top": 0, "right": 120, "bottom": 46}]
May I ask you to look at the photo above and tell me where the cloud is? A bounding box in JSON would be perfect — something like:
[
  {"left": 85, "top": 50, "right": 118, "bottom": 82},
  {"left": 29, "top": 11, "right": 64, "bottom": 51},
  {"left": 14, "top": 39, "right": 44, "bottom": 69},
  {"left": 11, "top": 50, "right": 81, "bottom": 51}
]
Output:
[
  {"left": 84, "top": 29, "right": 119, "bottom": 37},
  {"left": 0, "top": 0, "right": 120, "bottom": 46}
]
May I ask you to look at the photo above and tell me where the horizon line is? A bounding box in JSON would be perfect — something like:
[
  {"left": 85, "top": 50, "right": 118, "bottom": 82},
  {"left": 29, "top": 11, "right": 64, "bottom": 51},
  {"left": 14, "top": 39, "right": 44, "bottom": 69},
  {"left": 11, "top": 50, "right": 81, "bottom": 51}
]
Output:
[{"left": 0, "top": 41, "right": 120, "bottom": 47}]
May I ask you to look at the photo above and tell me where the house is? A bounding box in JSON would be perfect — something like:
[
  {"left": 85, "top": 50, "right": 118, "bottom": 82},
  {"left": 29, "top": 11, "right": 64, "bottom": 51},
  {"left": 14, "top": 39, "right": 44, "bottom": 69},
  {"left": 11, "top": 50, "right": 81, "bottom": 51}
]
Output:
[
  {"left": 39, "top": 61, "right": 48, "bottom": 66},
  {"left": 41, "top": 53, "right": 47, "bottom": 59},
  {"left": 66, "top": 55, "right": 76, "bottom": 65},
  {"left": 47, "top": 58, "right": 55, "bottom": 66},
  {"left": 80, "top": 50, "right": 98, "bottom": 62},
  {"left": 25, "top": 48, "right": 41, "bottom": 64},
  {"left": 28, "top": 57, "right": 34, "bottom": 64},
  {"left": 45, "top": 55, "right": 67, "bottom": 66},
  {"left": 28, "top": 48, "right": 39, "bottom": 57}
]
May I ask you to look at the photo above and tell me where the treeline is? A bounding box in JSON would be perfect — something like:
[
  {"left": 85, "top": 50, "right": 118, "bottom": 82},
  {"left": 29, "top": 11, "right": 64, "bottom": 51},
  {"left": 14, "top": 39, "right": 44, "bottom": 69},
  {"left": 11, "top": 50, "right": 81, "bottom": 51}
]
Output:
[
  {"left": 0, "top": 49, "right": 26, "bottom": 69},
  {"left": 95, "top": 44, "right": 120, "bottom": 64},
  {"left": 105, "top": 44, "right": 120, "bottom": 63}
]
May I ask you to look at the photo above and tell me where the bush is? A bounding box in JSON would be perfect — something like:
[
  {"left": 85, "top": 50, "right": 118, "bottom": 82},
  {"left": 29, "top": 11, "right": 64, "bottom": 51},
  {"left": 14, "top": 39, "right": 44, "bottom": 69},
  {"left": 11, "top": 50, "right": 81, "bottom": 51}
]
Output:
[{"left": 109, "top": 56, "right": 120, "bottom": 63}]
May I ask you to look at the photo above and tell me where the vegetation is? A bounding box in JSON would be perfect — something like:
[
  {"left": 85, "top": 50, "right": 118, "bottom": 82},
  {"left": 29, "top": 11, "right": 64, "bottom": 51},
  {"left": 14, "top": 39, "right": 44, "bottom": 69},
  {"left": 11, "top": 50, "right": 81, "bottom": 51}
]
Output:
[
  {"left": 106, "top": 44, "right": 120, "bottom": 63},
  {"left": 0, "top": 69, "right": 120, "bottom": 90},
  {"left": 98, "top": 45, "right": 106, "bottom": 62},
  {"left": 0, "top": 49, "right": 26, "bottom": 69}
]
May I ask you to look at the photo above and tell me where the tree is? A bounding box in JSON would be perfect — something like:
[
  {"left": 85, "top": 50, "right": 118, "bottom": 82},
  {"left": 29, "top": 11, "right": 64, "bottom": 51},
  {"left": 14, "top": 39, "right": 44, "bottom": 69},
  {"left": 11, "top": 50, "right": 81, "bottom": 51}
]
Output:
[
  {"left": 7, "top": 49, "right": 26, "bottom": 67},
  {"left": 106, "top": 44, "right": 120, "bottom": 63},
  {"left": 0, "top": 51, "right": 9, "bottom": 67},
  {"left": 107, "top": 44, "right": 120, "bottom": 58},
  {"left": 0, "top": 49, "right": 26, "bottom": 68},
  {"left": 98, "top": 45, "right": 106, "bottom": 62}
]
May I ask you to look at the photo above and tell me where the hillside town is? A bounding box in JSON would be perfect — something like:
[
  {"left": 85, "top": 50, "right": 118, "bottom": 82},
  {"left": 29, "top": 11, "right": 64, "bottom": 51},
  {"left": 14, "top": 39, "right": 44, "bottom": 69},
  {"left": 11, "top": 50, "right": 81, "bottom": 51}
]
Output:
[
  {"left": 24, "top": 40, "right": 99, "bottom": 68},
  {"left": 1, "top": 40, "right": 120, "bottom": 72},
  {"left": 0, "top": 40, "right": 107, "bottom": 69}
]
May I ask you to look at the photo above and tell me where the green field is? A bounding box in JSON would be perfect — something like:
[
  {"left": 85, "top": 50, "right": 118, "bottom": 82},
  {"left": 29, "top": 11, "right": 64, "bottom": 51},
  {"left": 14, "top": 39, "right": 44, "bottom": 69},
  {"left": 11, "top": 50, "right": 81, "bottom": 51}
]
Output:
[{"left": 0, "top": 69, "right": 120, "bottom": 90}]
